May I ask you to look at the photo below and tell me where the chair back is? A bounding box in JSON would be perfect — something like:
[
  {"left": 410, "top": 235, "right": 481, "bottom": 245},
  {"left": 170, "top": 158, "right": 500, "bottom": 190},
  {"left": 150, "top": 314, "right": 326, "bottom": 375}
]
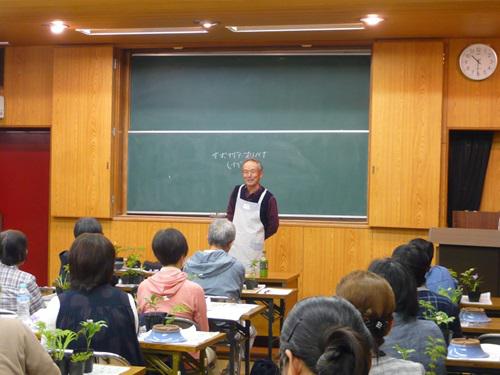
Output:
[
  {"left": 169, "top": 316, "right": 198, "bottom": 330},
  {"left": 478, "top": 333, "right": 500, "bottom": 345},
  {"left": 93, "top": 351, "right": 130, "bottom": 366}
]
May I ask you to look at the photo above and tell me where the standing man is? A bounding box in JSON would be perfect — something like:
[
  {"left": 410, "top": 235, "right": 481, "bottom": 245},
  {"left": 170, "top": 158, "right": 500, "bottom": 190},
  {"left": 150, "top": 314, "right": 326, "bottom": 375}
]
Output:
[{"left": 226, "top": 159, "right": 279, "bottom": 271}]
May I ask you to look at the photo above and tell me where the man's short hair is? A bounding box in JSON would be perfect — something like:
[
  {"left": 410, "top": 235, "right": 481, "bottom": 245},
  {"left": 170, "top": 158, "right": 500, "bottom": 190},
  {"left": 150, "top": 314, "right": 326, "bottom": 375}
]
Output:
[
  {"left": 409, "top": 238, "right": 434, "bottom": 263},
  {"left": 73, "top": 217, "right": 103, "bottom": 238},
  {"left": 152, "top": 228, "right": 188, "bottom": 266},
  {"left": 0, "top": 230, "right": 27, "bottom": 266},
  {"left": 69, "top": 233, "right": 115, "bottom": 291},
  {"left": 241, "top": 158, "right": 263, "bottom": 171},
  {"left": 392, "top": 244, "right": 430, "bottom": 287},
  {"left": 208, "top": 219, "right": 236, "bottom": 248}
]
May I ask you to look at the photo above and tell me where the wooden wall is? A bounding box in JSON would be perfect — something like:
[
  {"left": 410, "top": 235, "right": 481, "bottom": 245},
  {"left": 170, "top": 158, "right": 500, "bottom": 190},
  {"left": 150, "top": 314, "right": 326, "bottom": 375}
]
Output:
[{"left": 1, "top": 39, "right": 499, "bottom": 299}]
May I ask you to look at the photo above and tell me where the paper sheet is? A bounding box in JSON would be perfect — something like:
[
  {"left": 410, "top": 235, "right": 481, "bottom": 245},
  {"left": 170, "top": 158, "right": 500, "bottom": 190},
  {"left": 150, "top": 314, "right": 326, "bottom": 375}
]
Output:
[{"left": 461, "top": 292, "right": 492, "bottom": 305}]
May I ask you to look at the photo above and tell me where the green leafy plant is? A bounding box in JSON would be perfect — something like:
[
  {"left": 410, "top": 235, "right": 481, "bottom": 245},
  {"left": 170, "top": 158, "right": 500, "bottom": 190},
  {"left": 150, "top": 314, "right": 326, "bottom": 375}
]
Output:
[
  {"left": 437, "top": 286, "right": 462, "bottom": 305},
  {"left": 53, "top": 265, "right": 71, "bottom": 291},
  {"left": 248, "top": 258, "right": 260, "bottom": 279},
  {"left": 459, "top": 268, "right": 481, "bottom": 292},
  {"left": 71, "top": 351, "right": 93, "bottom": 363},
  {"left": 393, "top": 344, "right": 415, "bottom": 360},
  {"left": 41, "top": 327, "right": 78, "bottom": 361},
  {"left": 78, "top": 319, "right": 108, "bottom": 352},
  {"left": 425, "top": 336, "right": 446, "bottom": 375},
  {"left": 419, "top": 300, "right": 455, "bottom": 327},
  {"left": 142, "top": 293, "right": 165, "bottom": 313},
  {"left": 165, "top": 303, "right": 192, "bottom": 324}
]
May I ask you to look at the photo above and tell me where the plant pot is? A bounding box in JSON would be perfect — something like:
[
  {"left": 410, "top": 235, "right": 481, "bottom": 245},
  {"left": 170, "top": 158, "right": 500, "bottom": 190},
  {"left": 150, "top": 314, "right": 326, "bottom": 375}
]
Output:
[
  {"left": 114, "top": 260, "right": 124, "bottom": 271},
  {"left": 130, "top": 274, "right": 145, "bottom": 284},
  {"left": 69, "top": 360, "right": 85, "bottom": 375},
  {"left": 54, "top": 357, "right": 69, "bottom": 375},
  {"left": 468, "top": 291, "right": 481, "bottom": 302},
  {"left": 244, "top": 279, "right": 258, "bottom": 290},
  {"left": 84, "top": 352, "right": 94, "bottom": 373},
  {"left": 143, "top": 311, "right": 167, "bottom": 331},
  {"left": 144, "top": 324, "right": 186, "bottom": 343}
]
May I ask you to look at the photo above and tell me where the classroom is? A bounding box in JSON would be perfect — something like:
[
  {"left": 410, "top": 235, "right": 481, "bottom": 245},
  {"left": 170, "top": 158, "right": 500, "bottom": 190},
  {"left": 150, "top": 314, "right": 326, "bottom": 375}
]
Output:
[{"left": 0, "top": 1, "right": 500, "bottom": 374}]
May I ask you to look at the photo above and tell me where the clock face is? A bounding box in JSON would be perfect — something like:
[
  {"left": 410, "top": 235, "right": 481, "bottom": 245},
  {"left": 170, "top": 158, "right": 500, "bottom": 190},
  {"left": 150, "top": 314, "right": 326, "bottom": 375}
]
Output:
[{"left": 459, "top": 43, "right": 498, "bottom": 81}]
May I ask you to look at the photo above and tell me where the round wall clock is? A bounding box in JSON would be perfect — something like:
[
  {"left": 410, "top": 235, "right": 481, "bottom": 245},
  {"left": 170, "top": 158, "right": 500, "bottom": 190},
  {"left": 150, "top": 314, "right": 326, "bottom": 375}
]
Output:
[{"left": 459, "top": 43, "right": 498, "bottom": 81}]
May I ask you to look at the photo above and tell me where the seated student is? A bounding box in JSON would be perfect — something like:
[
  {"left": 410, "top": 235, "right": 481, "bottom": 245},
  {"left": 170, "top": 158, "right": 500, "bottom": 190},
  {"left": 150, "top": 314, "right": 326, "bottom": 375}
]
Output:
[
  {"left": 369, "top": 258, "right": 446, "bottom": 375},
  {"left": 58, "top": 217, "right": 103, "bottom": 280},
  {"left": 39, "top": 233, "right": 143, "bottom": 365},
  {"left": 0, "top": 317, "right": 59, "bottom": 374},
  {"left": 280, "top": 296, "right": 372, "bottom": 375},
  {"left": 392, "top": 244, "right": 462, "bottom": 339},
  {"left": 137, "top": 228, "right": 209, "bottom": 331},
  {"left": 409, "top": 238, "right": 458, "bottom": 296},
  {"left": 184, "top": 219, "right": 245, "bottom": 301},
  {"left": 0, "top": 230, "right": 44, "bottom": 314},
  {"left": 336, "top": 270, "right": 425, "bottom": 375}
]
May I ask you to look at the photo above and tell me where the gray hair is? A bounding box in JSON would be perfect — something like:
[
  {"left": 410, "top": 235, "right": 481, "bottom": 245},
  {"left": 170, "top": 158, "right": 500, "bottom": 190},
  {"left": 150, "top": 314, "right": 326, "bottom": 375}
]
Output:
[
  {"left": 241, "top": 158, "right": 263, "bottom": 171},
  {"left": 208, "top": 219, "right": 236, "bottom": 248}
]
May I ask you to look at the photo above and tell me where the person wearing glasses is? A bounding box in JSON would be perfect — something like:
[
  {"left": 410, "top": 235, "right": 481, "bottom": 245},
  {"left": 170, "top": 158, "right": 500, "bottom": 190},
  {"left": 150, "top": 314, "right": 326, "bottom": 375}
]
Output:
[{"left": 226, "top": 158, "right": 279, "bottom": 271}]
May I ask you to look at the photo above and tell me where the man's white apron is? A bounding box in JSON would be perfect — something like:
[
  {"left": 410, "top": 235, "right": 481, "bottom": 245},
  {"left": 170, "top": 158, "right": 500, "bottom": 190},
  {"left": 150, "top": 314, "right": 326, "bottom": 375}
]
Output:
[{"left": 229, "top": 184, "right": 267, "bottom": 271}]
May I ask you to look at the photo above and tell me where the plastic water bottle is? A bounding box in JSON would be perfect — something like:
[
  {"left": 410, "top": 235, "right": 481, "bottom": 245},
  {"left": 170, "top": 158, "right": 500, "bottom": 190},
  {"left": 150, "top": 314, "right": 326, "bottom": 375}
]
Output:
[
  {"left": 259, "top": 251, "right": 268, "bottom": 278},
  {"left": 17, "top": 283, "right": 31, "bottom": 325}
]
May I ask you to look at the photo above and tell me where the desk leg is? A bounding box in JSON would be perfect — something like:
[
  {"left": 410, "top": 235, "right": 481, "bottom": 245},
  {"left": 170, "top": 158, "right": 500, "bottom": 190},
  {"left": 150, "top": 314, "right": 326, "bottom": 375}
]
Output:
[
  {"left": 245, "top": 319, "right": 251, "bottom": 375},
  {"left": 268, "top": 302, "right": 275, "bottom": 360},
  {"left": 199, "top": 349, "right": 206, "bottom": 375},
  {"left": 228, "top": 327, "right": 236, "bottom": 375}
]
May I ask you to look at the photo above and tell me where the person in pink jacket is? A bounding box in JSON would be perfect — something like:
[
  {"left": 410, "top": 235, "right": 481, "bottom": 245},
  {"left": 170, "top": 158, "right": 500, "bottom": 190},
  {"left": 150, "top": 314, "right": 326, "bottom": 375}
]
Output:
[{"left": 137, "top": 228, "right": 209, "bottom": 331}]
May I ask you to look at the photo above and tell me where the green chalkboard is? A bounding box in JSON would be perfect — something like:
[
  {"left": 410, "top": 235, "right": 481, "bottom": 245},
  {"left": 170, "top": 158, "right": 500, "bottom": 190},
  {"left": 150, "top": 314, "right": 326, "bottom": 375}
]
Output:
[{"left": 128, "top": 54, "right": 370, "bottom": 218}]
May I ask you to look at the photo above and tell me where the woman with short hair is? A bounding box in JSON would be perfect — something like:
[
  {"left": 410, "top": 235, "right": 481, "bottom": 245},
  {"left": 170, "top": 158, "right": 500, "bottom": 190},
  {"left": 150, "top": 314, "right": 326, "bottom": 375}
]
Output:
[
  {"left": 137, "top": 228, "right": 208, "bottom": 331},
  {"left": 0, "top": 229, "right": 44, "bottom": 314},
  {"left": 280, "top": 296, "right": 372, "bottom": 375},
  {"left": 336, "top": 270, "right": 425, "bottom": 374},
  {"left": 39, "top": 233, "right": 143, "bottom": 365}
]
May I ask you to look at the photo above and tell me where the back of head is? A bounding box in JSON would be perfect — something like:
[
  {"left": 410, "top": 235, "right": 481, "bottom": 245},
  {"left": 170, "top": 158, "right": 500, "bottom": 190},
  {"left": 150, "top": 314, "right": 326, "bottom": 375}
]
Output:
[
  {"left": 392, "top": 244, "right": 430, "bottom": 286},
  {"left": 208, "top": 219, "right": 236, "bottom": 249},
  {"left": 409, "top": 238, "right": 434, "bottom": 263},
  {"left": 336, "top": 270, "right": 395, "bottom": 349},
  {"left": 69, "top": 233, "right": 115, "bottom": 292},
  {"left": 368, "top": 257, "right": 419, "bottom": 320},
  {"left": 152, "top": 228, "right": 188, "bottom": 266},
  {"left": 280, "top": 296, "right": 372, "bottom": 375},
  {"left": 73, "top": 217, "right": 103, "bottom": 238},
  {"left": 0, "top": 229, "right": 28, "bottom": 266}
]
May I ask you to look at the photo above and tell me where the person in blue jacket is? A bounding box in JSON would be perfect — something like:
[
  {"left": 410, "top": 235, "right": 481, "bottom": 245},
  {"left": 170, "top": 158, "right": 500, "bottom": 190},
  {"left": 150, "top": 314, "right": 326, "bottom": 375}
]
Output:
[{"left": 184, "top": 219, "right": 245, "bottom": 301}]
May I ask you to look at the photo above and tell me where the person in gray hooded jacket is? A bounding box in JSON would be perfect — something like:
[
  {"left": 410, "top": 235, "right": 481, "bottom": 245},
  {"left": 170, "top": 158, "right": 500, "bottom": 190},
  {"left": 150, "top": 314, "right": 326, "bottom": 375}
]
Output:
[{"left": 184, "top": 219, "right": 246, "bottom": 301}]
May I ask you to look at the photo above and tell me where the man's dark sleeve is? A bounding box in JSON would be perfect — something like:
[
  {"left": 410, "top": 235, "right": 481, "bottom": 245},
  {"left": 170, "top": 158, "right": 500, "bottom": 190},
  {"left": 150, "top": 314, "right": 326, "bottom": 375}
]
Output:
[
  {"left": 264, "top": 196, "right": 279, "bottom": 239},
  {"left": 226, "top": 185, "right": 239, "bottom": 221}
]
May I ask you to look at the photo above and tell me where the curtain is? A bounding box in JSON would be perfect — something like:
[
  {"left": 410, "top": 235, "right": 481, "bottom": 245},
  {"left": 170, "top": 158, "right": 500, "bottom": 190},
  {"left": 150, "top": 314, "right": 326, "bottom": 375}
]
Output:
[{"left": 447, "top": 131, "right": 493, "bottom": 226}]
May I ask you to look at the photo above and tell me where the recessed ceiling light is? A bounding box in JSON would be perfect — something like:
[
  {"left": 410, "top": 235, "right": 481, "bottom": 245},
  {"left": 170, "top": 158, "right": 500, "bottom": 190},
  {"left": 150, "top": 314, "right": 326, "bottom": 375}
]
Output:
[
  {"left": 50, "top": 20, "right": 69, "bottom": 34},
  {"left": 196, "top": 20, "right": 219, "bottom": 30},
  {"left": 0, "top": 42, "right": 9, "bottom": 45},
  {"left": 360, "top": 14, "right": 384, "bottom": 26},
  {"left": 76, "top": 27, "right": 208, "bottom": 36},
  {"left": 226, "top": 23, "right": 365, "bottom": 33}
]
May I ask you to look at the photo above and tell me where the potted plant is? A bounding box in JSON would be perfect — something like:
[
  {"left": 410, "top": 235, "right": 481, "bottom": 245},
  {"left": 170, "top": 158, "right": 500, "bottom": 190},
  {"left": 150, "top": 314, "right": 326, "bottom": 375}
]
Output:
[
  {"left": 37, "top": 322, "right": 78, "bottom": 375},
  {"left": 77, "top": 319, "right": 108, "bottom": 373},
  {"left": 54, "top": 265, "right": 71, "bottom": 294},
  {"left": 244, "top": 259, "right": 260, "bottom": 290},
  {"left": 121, "top": 268, "right": 145, "bottom": 284},
  {"left": 459, "top": 267, "right": 482, "bottom": 302},
  {"left": 165, "top": 303, "right": 193, "bottom": 328},
  {"left": 69, "top": 351, "right": 91, "bottom": 375},
  {"left": 141, "top": 294, "right": 167, "bottom": 331},
  {"left": 419, "top": 300, "right": 455, "bottom": 345}
]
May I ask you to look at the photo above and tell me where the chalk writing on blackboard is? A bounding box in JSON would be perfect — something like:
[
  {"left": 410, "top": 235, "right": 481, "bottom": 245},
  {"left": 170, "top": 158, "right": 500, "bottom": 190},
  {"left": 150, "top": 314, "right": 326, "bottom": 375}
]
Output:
[{"left": 211, "top": 151, "right": 268, "bottom": 170}]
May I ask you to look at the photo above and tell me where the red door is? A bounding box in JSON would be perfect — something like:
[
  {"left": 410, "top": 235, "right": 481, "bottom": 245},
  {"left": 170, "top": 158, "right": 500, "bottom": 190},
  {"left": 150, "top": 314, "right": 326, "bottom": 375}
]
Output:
[{"left": 0, "top": 130, "right": 50, "bottom": 285}]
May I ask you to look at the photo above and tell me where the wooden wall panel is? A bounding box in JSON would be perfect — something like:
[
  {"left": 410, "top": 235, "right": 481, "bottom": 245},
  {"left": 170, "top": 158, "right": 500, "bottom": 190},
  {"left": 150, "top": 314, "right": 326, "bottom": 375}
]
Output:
[
  {"left": 51, "top": 46, "right": 114, "bottom": 218},
  {"left": 301, "top": 227, "right": 371, "bottom": 298},
  {"left": 0, "top": 46, "right": 53, "bottom": 127},
  {"left": 371, "top": 228, "right": 429, "bottom": 261},
  {"left": 369, "top": 41, "right": 444, "bottom": 228},
  {"left": 447, "top": 39, "right": 500, "bottom": 129},
  {"left": 480, "top": 132, "right": 500, "bottom": 211}
]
